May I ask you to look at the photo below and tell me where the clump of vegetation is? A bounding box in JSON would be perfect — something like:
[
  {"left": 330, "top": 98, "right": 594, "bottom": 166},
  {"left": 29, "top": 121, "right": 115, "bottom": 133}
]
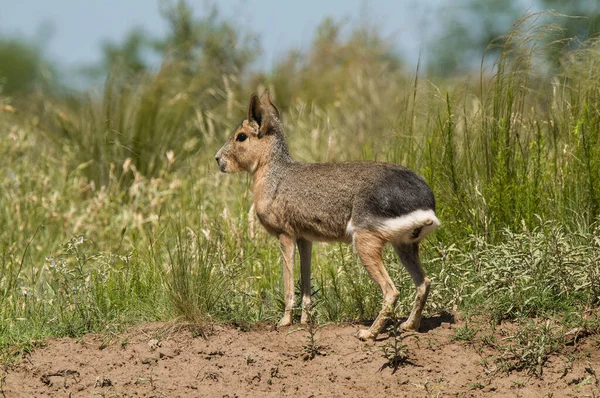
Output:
[
  {"left": 301, "top": 314, "right": 326, "bottom": 361},
  {"left": 497, "top": 320, "right": 563, "bottom": 377},
  {"left": 380, "top": 313, "right": 412, "bottom": 373},
  {"left": 452, "top": 320, "right": 478, "bottom": 343}
]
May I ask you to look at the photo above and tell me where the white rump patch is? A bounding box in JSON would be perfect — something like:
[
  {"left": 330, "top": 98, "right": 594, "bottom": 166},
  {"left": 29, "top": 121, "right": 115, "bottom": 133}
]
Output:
[
  {"left": 381, "top": 209, "right": 440, "bottom": 243},
  {"left": 346, "top": 220, "right": 355, "bottom": 236},
  {"left": 346, "top": 220, "right": 356, "bottom": 244}
]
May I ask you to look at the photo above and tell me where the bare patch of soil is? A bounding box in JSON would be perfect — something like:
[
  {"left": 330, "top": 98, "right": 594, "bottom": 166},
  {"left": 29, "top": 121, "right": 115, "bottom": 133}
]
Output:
[{"left": 2, "top": 317, "right": 599, "bottom": 397}]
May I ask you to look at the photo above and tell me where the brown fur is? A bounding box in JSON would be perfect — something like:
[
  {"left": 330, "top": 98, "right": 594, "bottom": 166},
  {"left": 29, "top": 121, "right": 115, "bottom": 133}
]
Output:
[{"left": 216, "top": 91, "right": 439, "bottom": 340}]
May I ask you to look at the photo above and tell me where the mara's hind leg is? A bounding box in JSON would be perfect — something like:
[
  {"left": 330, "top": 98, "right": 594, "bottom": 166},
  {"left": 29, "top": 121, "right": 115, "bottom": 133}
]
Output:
[
  {"left": 394, "top": 243, "right": 430, "bottom": 331},
  {"left": 297, "top": 239, "right": 313, "bottom": 324},
  {"left": 354, "top": 231, "right": 399, "bottom": 341}
]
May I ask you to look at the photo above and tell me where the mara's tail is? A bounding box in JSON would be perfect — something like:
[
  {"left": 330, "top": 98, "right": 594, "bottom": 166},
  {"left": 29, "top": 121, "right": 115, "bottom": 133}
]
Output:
[{"left": 380, "top": 209, "right": 440, "bottom": 243}]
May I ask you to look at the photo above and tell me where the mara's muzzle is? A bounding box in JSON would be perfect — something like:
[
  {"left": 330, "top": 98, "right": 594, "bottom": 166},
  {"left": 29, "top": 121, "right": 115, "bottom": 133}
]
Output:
[{"left": 215, "top": 155, "right": 227, "bottom": 173}]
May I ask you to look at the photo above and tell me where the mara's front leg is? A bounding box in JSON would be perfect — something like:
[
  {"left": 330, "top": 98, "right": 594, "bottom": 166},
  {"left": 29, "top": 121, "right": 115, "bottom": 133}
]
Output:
[
  {"left": 297, "top": 239, "right": 313, "bottom": 324},
  {"left": 278, "top": 234, "right": 296, "bottom": 326}
]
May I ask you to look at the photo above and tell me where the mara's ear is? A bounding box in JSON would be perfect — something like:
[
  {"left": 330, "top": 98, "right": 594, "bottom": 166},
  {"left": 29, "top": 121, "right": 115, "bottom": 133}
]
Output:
[
  {"left": 247, "top": 93, "right": 265, "bottom": 126},
  {"left": 259, "top": 90, "right": 280, "bottom": 120},
  {"left": 248, "top": 91, "right": 280, "bottom": 138}
]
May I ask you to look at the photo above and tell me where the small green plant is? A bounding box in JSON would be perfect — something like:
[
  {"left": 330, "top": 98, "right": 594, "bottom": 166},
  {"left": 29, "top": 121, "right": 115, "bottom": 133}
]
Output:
[
  {"left": 480, "top": 333, "right": 496, "bottom": 348},
  {"left": 584, "top": 362, "right": 599, "bottom": 386},
  {"left": 379, "top": 313, "right": 412, "bottom": 373},
  {"left": 452, "top": 321, "right": 478, "bottom": 343},
  {"left": 497, "top": 320, "right": 562, "bottom": 377},
  {"left": 301, "top": 306, "right": 326, "bottom": 361},
  {"left": 286, "top": 304, "right": 326, "bottom": 360},
  {"left": 468, "top": 382, "right": 484, "bottom": 390}
]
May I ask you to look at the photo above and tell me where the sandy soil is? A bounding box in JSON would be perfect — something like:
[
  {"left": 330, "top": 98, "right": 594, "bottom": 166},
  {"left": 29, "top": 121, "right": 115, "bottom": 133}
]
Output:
[{"left": 2, "top": 316, "right": 599, "bottom": 397}]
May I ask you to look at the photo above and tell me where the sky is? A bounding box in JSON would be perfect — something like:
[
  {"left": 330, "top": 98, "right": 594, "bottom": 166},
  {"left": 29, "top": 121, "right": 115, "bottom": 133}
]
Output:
[{"left": 0, "top": 0, "right": 448, "bottom": 73}]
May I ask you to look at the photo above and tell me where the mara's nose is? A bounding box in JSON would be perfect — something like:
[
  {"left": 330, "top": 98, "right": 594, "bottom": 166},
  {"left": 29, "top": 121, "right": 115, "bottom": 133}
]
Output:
[{"left": 215, "top": 156, "right": 220, "bottom": 164}]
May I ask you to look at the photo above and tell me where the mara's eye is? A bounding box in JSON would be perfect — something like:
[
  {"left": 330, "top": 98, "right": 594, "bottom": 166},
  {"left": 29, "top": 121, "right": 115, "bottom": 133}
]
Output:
[{"left": 236, "top": 133, "right": 248, "bottom": 142}]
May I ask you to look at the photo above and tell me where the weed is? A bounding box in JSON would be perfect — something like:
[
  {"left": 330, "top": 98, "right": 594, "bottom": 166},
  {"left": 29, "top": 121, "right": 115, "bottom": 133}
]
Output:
[
  {"left": 301, "top": 307, "right": 326, "bottom": 361},
  {"left": 190, "top": 324, "right": 208, "bottom": 339},
  {"left": 423, "top": 338, "right": 437, "bottom": 351},
  {"left": 584, "top": 362, "right": 599, "bottom": 386},
  {"left": 452, "top": 321, "right": 478, "bottom": 343},
  {"left": 380, "top": 313, "right": 412, "bottom": 373},
  {"left": 481, "top": 333, "right": 497, "bottom": 348},
  {"left": 497, "top": 320, "right": 563, "bottom": 377},
  {"left": 469, "top": 382, "right": 484, "bottom": 390},
  {"left": 0, "top": 340, "right": 44, "bottom": 367}
]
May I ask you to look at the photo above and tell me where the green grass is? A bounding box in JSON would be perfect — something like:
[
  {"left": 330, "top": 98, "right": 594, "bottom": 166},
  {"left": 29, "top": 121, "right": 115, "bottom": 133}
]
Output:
[
  {"left": 1, "top": 13, "right": 600, "bottom": 369},
  {"left": 497, "top": 320, "right": 564, "bottom": 377}
]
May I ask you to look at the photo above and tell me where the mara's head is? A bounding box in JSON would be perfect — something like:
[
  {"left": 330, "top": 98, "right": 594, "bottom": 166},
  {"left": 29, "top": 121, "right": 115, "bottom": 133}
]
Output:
[{"left": 215, "top": 90, "right": 284, "bottom": 173}]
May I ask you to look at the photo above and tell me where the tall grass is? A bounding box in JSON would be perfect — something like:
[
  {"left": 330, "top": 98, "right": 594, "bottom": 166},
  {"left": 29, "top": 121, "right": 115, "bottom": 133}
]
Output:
[{"left": 1, "top": 13, "right": 600, "bottom": 350}]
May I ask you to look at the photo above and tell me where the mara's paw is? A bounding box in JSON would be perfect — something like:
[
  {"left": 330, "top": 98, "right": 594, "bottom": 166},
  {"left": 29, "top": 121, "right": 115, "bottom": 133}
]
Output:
[
  {"left": 356, "top": 329, "right": 377, "bottom": 341},
  {"left": 278, "top": 315, "right": 292, "bottom": 327},
  {"left": 300, "top": 312, "right": 309, "bottom": 325},
  {"left": 399, "top": 320, "right": 420, "bottom": 331}
]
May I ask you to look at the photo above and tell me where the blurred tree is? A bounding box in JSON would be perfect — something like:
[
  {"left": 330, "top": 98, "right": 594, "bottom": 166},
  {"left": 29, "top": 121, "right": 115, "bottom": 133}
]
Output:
[
  {"left": 428, "top": 0, "right": 525, "bottom": 76},
  {"left": 429, "top": 0, "right": 600, "bottom": 76},
  {"left": 0, "top": 38, "right": 44, "bottom": 95},
  {"left": 103, "top": 28, "right": 150, "bottom": 75},
  {"left": 88, "top": 0, "right": 259, "bottom": 84},
  {"left": 257, "top": 17, "right": 403, "bottom": 110},
  {"left": 79, "top": 28, "right": 151, "bottom": 81},
  {"left": 152, "top": 1, "right": 259, "bottom": 80},
  {"left": 540, "top": 0, "right": 600, "bottom": 64},
  {"left": 80, "top": 27, "right": 152, "bottom": 82},
  {"left": 541, "top": 0, "right": 600, "bottom": 43}
]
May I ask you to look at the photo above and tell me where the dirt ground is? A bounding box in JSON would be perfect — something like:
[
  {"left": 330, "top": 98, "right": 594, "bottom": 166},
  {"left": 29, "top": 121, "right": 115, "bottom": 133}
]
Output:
[{"left": 2, "top": 316, "right": 599, "bottom": 397}]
